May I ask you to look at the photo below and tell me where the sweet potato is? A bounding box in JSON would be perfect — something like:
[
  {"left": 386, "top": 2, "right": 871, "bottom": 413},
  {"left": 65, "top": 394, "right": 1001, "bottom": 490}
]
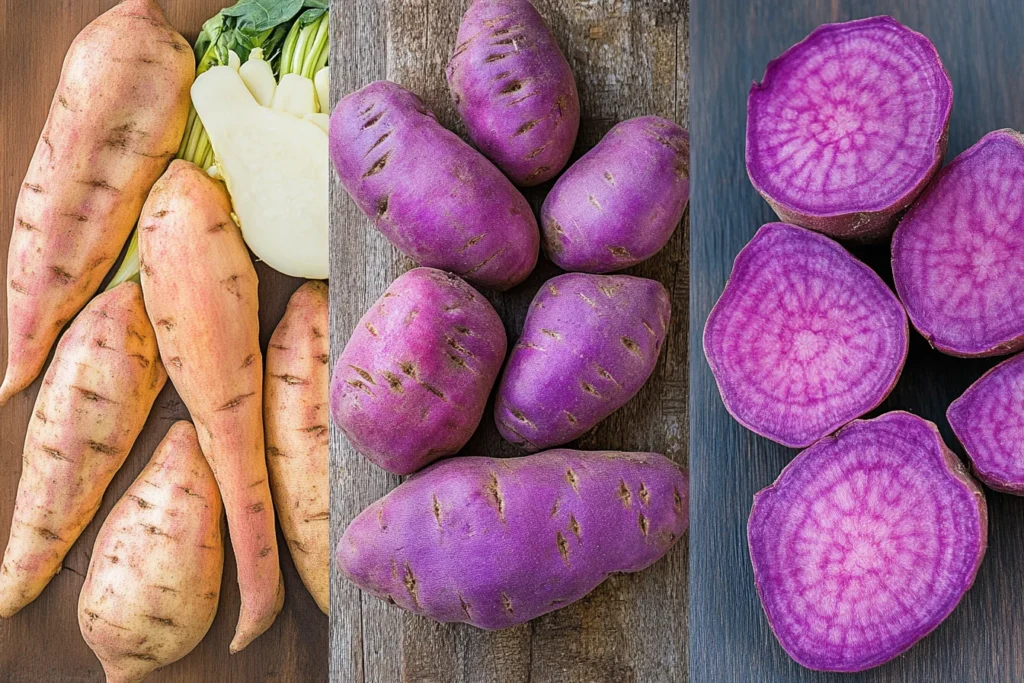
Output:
[
  {"left": 331, "top": 268, "right": 507, "bottom": 474},
  {"left": 265, "top": 282, "right": 330, "bottom": 613},
  {"left": 329, "top": 81, "right": 540, "bottom": 291},
  {"left": 0, "top": 282, "right": 165, "bottom": 618},
  {"left": 79, "top": 421, "right": 223, "bottom": 683},
  {"left": 138, "top": 161, "right": 281, "bottom": 653},
  {"left": 0, "top": 0, "right": 193, "bottom": 405},
  {"left": 446, "top": 0, "right": 580, "bottom": 186},
  {"left": 337, "top": 449, "right": 688, "bottom": 629},
  {"left": 494, "top": 273, "right": 669, "bottom": 451}
]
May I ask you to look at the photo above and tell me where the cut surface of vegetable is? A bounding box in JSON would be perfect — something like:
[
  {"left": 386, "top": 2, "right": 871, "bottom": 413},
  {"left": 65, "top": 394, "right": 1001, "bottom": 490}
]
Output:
[
  {"left": 746, "top": 16, "right": 951, "bottom": 240},
  {"left": 704, "top": 223, "right": 908, "bottom": 448},
  {"left": 749, "top": 412, "right": 987, "bottom": 672},
  {"left": 892, "top": 129, "right": 1024, "bottom": 357}
]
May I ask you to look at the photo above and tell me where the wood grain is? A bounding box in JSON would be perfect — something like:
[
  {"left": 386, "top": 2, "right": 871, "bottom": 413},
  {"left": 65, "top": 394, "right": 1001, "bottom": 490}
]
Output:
[
  {"left": 690, "top": 1, "right": 1024, "bottom": 681},
  {"left": 329, "top": 1, "right": 689, "bottom": 681},
  {"left": 0, "top": 1, "right": 328, "bottom": 680}
]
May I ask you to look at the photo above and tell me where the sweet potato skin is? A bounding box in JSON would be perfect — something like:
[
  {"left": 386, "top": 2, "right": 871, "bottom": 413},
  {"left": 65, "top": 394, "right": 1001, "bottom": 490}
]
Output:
[
  {"left": 79, "top": 421, "right": 223, "bottom": 683},
  {"left": 495, "top": 273, "right": 670, "bottom": 451},
  {"left": 338, "top": 449, "right": 688, "bottom": 630},
  {"left": 330, "top": 81, "right": 540, "bottom": 291},
  {"left": 331, "top": 268, "right": 508, "bottom": 474},
  {"left": 541, "top": 117, "right": 689, "bottom": 273},
  {"left": 0, "top": 282, "right": 166, "bottom": 618},
  {"left": 446, "top": 0, "right": 580, "bottom": 186},
  {"left": 138, "top": 161, "right": 282, "bottom": 653},
  {"left": 265, "top": 282, "right": 330, "bottom": 614},
  {"left": 0, "top": 0, "right": 193, "bottom": 405}
]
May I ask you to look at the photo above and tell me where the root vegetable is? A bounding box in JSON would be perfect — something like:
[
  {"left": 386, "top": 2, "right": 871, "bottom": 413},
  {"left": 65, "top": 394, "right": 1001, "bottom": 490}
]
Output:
[
  {"left": 749, "top": 412, "right": 987, "bottom": 672},
  {"left": 703, "top": 223, "right": 908, "bottom": 448},
  {"left": 0, "top": 0, "right": 193, "bottom": 405},
  {"left": 0, "top": 283, "right": 166, "bottom": 617},
  {"left": 138, "top": 161, "right": 282, "bottom": 653},
  {"left": 746, "top": 16, "right": 951, "bottom": 240},
  {"left": 338, "top": 449, "right": 688, "bottom": 630}
]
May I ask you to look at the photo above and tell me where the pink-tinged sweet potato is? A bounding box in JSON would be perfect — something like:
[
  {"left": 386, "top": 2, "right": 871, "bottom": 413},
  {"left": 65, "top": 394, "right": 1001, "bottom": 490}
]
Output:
[
  {"left": 338, "top": 449, "right": 688, "bottom": 629},
  {"left": 746, "top": 16, "right": 951, "bottom": 240},
  {"left": 749, "top": 412, "right": 986, "bottom": 672},
  {"left": 331, "top": 268, "right": 507, "bottom": 474},
  {"left": 446, "top": 0, "right": 580, "bottom": 186},
  {"left": 0, "top": 282, "right": 165, "bottom": 618},
  {"left": 329, "top": 81, "right": 539, "bottom": 291},
  {"left": 541, "top": 117, "right": 689, "bottom": 272},
  {"left": 948, "top": 353, "right": 1024, "bottom": 493},
  {"left": 892, "top": 130, "right": 1024, "bottom": 357},
  {"left": 704, "top": 223, "right": 908, "bottom": 448},
  {"left": 0, "top": 0, "right": 193, "bottom": 405},
  {"left": 265, "top": 282, "right": 330, "bottom": 614},
  {"left": 79, "top": 421, "right": 223, "bottom": 683},
  {"left": 494, "top": 273, "right": 669, "bottom": 452},
  {"left": 138, "top": 161, "right": 281, "bottom": 653}
]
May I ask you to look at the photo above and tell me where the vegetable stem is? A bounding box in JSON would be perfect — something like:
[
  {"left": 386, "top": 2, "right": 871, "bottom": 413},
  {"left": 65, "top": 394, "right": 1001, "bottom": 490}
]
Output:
[
  {"left": 105, "top": 231, "right": 140, "bottom": 290},
  {"left": 302, "top": 17, "right": 329, "bottom": 78}
]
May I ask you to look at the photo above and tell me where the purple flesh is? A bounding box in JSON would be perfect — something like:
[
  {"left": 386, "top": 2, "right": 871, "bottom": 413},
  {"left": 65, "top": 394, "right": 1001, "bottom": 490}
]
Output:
[
  {"left": 541, "top": 117, "right": 689, "bottom": 273},
  {"left": 495, "top": 273, "right": 670, "bottom": 451},
  {"left": 746, "top": 16, "right": 951, "bottom": 240},
  {"left": 330, "top": 268, "right": 507, "bottom": 475},
  {"left": 446, "top": 0, "right": 580, "bottom": 186},
  {"left": 329, "top": 81, "right": 539, "bottom": 291},
  {"left": 892, "top": 130, "right": 1024, "bottom": 357},
  {"left": 948, "top": 352, "right": 1024, "bottom": 493},
  {"left": 703, "top": 223, "right": 908, "bottom": 448},
  {"left": 337, "top": 449, "right": 688, "bottom": 630}
]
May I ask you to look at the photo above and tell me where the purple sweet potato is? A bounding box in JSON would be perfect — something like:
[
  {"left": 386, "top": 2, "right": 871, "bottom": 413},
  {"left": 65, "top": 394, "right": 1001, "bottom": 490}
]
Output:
[
  {"left": 331, "top": 268, "right": 507, "bottom": 475},
  {"left": 494, "top": 274, "right": 670, "bottom": 452},
  {"left": 337, "top": 449, "right": 688, "bottom": 629},
  {"left": 746, "top": 16, "right": 952, "bottom": 240},
  {"left": 329, "top": 81, "right": 539, "bottom": 291},
  {"left": 948, "top": 353, "right": 1024, "bottom": 493},
  {"left": 749, "top": 412, "right": 987, "bottom": 672},
  {"left": 892, "top": 130, "right": 1024, "bottom": 357},
  {"left": 540, "top": 117, "right": 689, "bottom": 272},
  {"left": 446, "top": 0, "right": 580, "bottom": 186},
  {"left": 704, "top": 223, "right": 908, "bottom": 448}
]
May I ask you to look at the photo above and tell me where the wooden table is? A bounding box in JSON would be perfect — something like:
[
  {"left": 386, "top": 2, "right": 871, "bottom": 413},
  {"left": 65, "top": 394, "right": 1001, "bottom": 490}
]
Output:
[
  {"left": 0, "top": 2, "right": 329, "bottom": 680},
  {"left": 330, "top": 1, "right": 689, "bottom": 681},
  {"left": 690, "top": 1, "right": 1024, "bottom": 681}
]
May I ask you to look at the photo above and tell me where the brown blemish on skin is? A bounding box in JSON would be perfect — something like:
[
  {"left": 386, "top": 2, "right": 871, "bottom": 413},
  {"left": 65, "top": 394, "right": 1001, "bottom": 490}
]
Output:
[
  {"left": 621, "top": 337, "right": 642, "bottom": 357},
  {"left": 216, "top": 392, "right": 255, "bottom": 411},
  {"left": 609, "top": 246, "right": 632, "bottom": 259},
  {"left": 367, "top": 131, "right": 391, "bottom": 156},
  {"left": 363, "top": 151, "right": 390, "bottom": 178},
  {"left": 403, "top": 564, "right": 421, "bottom": 608},
  {"left": 580, "top": 381, "right": 600, "bottom": 397},
  {"left": 638, "top": 513, "right": 649, "bottom": 537},
  {"left": 556, "top": 531, "right": 571, "bottom": 565},
  {"left": 242, "top": 354, "right": 256, "bottom": 368},
  {"left": 604, "top": 171, "right": 615, "bottom": 184},
  {"left": 259, "top": 546, "right": 272, "bottom": 557},
  {"left": 382, "top": 371, "right": 404, "bottom": 392},
  {"left": 460, "top": 234, "right": 485, "bottom": 251},
  {"left": 485, "top": 53, "right": 511, "bottom": 63},
  {"left": 525, "top": 145, "right": 548, "bottom": 160},
  {"left": 156, "top": 318, "right": 175, "bottom": 331},
  {"left": 376, "top": 195, "right": 389, "bottom": 219},
  {"left": 485, "top": 472, "right": 506, "bottom": 522},
  {"left": 87, "top": 441, "right": 120, "bottom": 457},
  {"left": 578, "top": 292, "right": 597, "bottom": 308},
  {"left": 514, "top": 120, "right": 538, "bottom": 136},
  {"left": 540, "top": 328, "right": 561, "bottom": 340},
  {"left": 16, "top": 218, "right": 36, "bottom": 232},
  {"left": 128, "top": 495, "right": 153, "bottom": 509},
  {"left": 74, "top": 386, "right": 115, "bottom": 403},
  {"left": 500, "top": 80, "right": 523, "bottom": 94},
  {"left": 10, "top": 280, "right": 28, "bottom": 295},
  {"left": 248, "top": 502, "right": 264, "bottom": 514},
  {"left": 303, "top": 425, "right": 328, "bottom": 437},
  {"left": 83, "top": 179, "right": 119, "bottom": 192},
  {"left": 275, "top": 373, "right": 308, "bottom": 385},
  {"left": 40, "top": 446, "right": 69, "bottom": 463},
  {"left": 501, "top": 592, "right": 514, "bottom": 614},
  {"left": 618, "top": 480, "right": 633, "bottom": 508},
  {"left": 51, "top": 266, "right": 75, "bottom": 284},
  {"left": 168, "top": 356, "right": 183, "bottom": 369},
  {"left": 207, "top": 222, "right": 229, "bottom": 233},
  {"left": 570, "top": 515, "right": 582, "bottom": 541},
  {"left": 642, "top": 321, "right": 656, "bottom": 336},
  {"left": 365, "top": 322, "right": 379, "bottom": 336},
  {"left": 566, "top": 468, "right": 580, "bottom": 493},
  {"left": 674, "top": 488, "right": 683, "bottom": 515},
  {"left": 523, "top": 166, "right": 550, "bottom": 182},
  {"left": 459, "top": 594, "right": 472, "bottom": 618},
  {"left": 24, "top": 182, "right": 44, "bottom": 193},
  {"left": 596, "top": 366, "right": 618, "bottom": 385},
  {"left": 346, "top": 379, "right": 373, "bottom": 396},
  {"left": 432, "top": 495, "right": 442, "bottom": 529},
  {"left": 639, "top": 482, "right": 650, "bottom": 506},
  {"left": 129, "top": 353, "right": 151, "bottom": 369},
  {"left": 142, "top": 524, "right": 172, "bottom": 538},
  {"left": 36, "top": 527, "right": 61, "bottom": 541},
  {"left": 362, "top": 111, "right": 383, "bottom": 128}
]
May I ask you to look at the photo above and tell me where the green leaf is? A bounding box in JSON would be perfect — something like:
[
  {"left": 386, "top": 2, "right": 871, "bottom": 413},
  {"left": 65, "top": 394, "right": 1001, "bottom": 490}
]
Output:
[{"left": 221, "top": 0, "right": 307, "bottom": 32}]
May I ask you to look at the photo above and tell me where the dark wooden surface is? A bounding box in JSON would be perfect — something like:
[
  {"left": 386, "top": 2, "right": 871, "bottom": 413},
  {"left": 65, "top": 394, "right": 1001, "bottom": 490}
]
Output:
[
  {"left": 329, "top": 1, "right": 688, "bottom": 681},
  {"left": 691, "top": 1, "right": 1024, "bottom": 681},
  {"left": 0, "top": 1, "right": 328, "bottom": 680}
]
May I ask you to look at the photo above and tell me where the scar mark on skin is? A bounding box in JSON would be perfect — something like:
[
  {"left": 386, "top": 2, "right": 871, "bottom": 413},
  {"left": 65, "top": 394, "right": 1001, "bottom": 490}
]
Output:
[{"left": 217, "top": 393, "right": 255, "bottom": 411}]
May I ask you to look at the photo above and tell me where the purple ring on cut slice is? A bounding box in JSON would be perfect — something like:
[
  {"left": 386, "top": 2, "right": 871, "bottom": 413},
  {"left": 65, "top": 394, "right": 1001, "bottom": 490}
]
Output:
[
  {"left": 746, "top": 16, "right": 952, "bottom": 240},
  {"left": 703, "top": 223, "right": 908, "bottom": 448},
  {"left": 892, "top": 130, "right": 1024, "bottom": 357},
  {"left": 948, "top": 353, "right": 1024, "bottom": 493},
  {"left": 749, "top": 412, "right": 987, "bottom": 673}
]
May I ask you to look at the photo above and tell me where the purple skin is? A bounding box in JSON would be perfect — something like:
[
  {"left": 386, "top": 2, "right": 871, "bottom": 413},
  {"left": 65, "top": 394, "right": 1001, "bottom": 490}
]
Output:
[
  {"left": 541, "top": 118, "right": 689, "bottom": 273},
  {"left": 446, "top": 0, "right": 580, "bottom": 187},
  {"left": 749, "top": 412, "right": 987, "bottom": 672},
  {"left": 948, "top": 353, "right": 1024, "bottom": 493},
  {"left": 746, "top": 16, "right": 952, "bottom": 241},
  {"left": 704, "top": 223, "right": 908, "bottom": 449},
  {"left": 893, "top": 130, "right": 1024, "bottom": 357},
  {"left": 330, "top": 268, "right": 507, "bottom": 475},
  {"left": 494, "top": 273, "right": 670, "bottom": 452},
  {"left": 337, "top": 449, "right": 688, "bottom": 630},
  {"left": 329, "top": 81, "right": 539, "bottom": 291}
]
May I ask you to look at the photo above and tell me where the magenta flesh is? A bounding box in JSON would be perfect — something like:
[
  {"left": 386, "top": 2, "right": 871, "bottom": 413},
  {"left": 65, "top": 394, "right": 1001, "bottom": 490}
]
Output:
[
  {"left": 337, "top": 449, "right": 688, "bottom": 630},
  {"left": 703, "top": 223, "right": 908, "bottom": 448},
  {"left": 749, "top": 411, "right": 987, "bottom": 672},
  {"left": 948, "top": 353, "right": 1024, "bottom": 493},
  {"left": 892, "top": 130, "right": 1024, "bottom": 357},
  {"left": 746, "top": 16, "right": 952, "bottom": 240}
]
